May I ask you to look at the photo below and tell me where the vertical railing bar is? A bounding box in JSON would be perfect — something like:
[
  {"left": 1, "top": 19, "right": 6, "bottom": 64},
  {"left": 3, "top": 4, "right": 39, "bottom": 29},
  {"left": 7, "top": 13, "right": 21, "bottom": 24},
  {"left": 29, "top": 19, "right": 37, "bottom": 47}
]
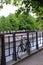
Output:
[
  {"left": 26, "top": 31, "right": 30, "bottom": 55},
  {"left": 32, "top": 34, "right": 34, "bottom": 47},
  {"left": 8, "top": 36, "right": 10, "bottom": 56},
  {"left": 41, "top": 32, "right": 42, "bottom": 44},
  {"left": 13, "top": 33, "right": 17, "bottom": 61},
  {"left": 40, "top": 33, "right": 41, "bottom": 44},
  {"left": 39, "top": 33, "right": 41, "bottom": 44},
  {"left": 42, "top": 32, "right": 43, "bottom": 46},
  {"left": 40, "top": 33, "right": 42, "bottom": 44},
  {"left": 1, "top": 34, "right": 6, "bottom": 65},
  {"left": 36, "top": 32, "right": 39, "bottom": 49}
]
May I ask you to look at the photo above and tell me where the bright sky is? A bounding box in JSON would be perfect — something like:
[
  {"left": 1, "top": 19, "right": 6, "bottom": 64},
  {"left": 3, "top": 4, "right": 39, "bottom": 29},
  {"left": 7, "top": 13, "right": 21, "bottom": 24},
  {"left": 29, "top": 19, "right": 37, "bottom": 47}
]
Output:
[
  {"left": 0, "top": 3, "right": 18, "bottom": 17},
  {"left": 0, "top": 3, "right": 37, "bottom": 18}
]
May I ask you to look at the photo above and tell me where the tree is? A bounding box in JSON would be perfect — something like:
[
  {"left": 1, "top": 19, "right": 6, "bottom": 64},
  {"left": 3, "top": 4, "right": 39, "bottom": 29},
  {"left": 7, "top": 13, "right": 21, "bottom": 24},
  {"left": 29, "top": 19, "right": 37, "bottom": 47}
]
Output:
[
  {"left": 0, "top": 0, "right": 43, "bottom": 31},
  {"left": 7, "top": 14, "right": 19, "bottom": 30},
  {"left": 0, "top": 16, "right": 13, "bottom": 31},
  {"left": 12, "top": 0, "right": 43, "bottom": 16},
  {"left": 18, "top": 13, "right": 37, "bottom": 30}
]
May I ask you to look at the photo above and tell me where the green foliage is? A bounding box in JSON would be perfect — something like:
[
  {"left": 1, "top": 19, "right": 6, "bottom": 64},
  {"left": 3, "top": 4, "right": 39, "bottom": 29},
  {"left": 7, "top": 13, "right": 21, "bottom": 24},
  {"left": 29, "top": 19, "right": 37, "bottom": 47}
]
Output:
[
  {"left": 35, "top": 16, "right": 43, "bottom": 30},
  {"left": 12, "top": 0, "right": 43, "bottom": 15},
  {"left": 0, "top": 5, "right": 3, "bottom": 9},
  {"left": 0, "top": 13, "right": 38, "bottom": 31},
  {"left": 0, "top": 0, "right": 43, "bottom": 31},
  {"left": 18, "top": 14, "right": 37, "bottom": 30},
  {"left": 0, "top": 16, "right": 12, "bottom": 31},
  {"left": 7, "top": 14, "right": 19, "bottom": 30},
  {"left": 13, "top": 0, "right": 31, "bottom": 14},
  {"left": 8, "top": 0, "right": 11, "bottom": 4},
  {"left": 13, "top": 0, "right": 43, "bottom": 29}
]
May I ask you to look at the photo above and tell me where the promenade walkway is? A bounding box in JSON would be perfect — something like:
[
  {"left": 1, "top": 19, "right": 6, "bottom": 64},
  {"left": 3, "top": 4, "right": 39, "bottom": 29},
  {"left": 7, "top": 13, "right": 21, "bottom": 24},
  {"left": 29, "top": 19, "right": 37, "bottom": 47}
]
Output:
[{"left": 15, "top": 50, "right": 43, "bottom": 65}]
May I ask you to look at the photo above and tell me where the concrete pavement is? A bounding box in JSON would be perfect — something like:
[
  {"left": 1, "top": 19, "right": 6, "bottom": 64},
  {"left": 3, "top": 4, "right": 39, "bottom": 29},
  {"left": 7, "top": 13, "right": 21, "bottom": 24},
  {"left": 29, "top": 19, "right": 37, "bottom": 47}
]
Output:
[{"left": 15, "top": 50, "right": 43, "bottom": 65}]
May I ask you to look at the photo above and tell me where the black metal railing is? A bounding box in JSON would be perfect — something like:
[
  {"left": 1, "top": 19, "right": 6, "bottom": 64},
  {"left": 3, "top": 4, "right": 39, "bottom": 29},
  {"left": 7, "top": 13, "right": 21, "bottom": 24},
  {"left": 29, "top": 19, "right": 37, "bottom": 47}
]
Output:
[{"left": 0, "top": 30, "right": 43, "bottom": 65}]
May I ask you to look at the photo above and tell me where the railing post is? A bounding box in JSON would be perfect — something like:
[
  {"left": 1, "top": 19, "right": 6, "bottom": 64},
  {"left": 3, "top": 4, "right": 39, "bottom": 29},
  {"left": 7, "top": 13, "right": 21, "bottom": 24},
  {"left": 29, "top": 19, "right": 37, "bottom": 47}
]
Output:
[
  {"left": 26, "top": 31, "right": 30, "bottom": 55},
  {"left": 13, "top": 33, "right": 17, "bottom": 61},
  {"left": 42, "top": 32, "right": 43, "bottom": 46},
  {"left": 36, "top": 32, "right": 39, "bottom": 49},
  {"left": 1, "top": 34, "right": 6, "bottom": 65}
]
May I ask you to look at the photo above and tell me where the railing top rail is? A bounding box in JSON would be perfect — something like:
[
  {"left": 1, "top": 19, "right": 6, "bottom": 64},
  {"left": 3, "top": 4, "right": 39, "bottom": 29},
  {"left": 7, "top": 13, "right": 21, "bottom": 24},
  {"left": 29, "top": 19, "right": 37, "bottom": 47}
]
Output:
[{"left": 0, "top": 30, "right": 42, "bottom": 35}]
